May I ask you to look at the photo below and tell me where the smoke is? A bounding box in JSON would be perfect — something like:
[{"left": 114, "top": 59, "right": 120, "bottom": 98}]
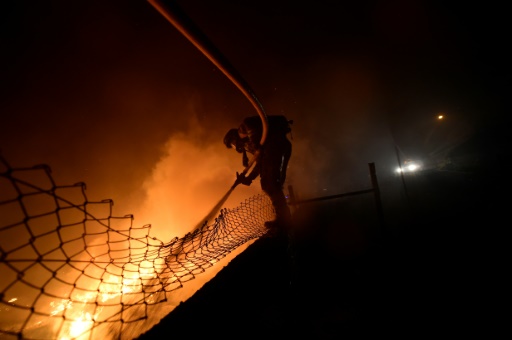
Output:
[
  {"left": 280, "top": 53, "right": 399, "bottom": 198},
  {"left": 117, "top": 112, "right": 264, "bottom": 312},
  {"left": 131, "top": 114, "right": 260, "bottom": 242}
]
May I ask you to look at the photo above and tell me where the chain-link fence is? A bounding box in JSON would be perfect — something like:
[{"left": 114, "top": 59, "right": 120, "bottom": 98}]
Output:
[{"left": 0, "top": 156, "right": 275, "bottom": 339}]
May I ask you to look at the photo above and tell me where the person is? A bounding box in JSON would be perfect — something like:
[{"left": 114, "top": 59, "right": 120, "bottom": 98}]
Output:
[{"left": 224, "top": 115, "right": 293, "bottom": 231}]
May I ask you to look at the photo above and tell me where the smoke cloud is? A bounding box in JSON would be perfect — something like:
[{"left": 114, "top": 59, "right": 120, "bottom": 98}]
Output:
[{"left": 132, "top": 114, "right": 261, "bottom": 241}]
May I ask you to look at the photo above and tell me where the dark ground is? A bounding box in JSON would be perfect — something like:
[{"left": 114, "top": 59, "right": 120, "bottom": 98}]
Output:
[{"left": 138, "top": 166, "right": 503, "bottom": 339}]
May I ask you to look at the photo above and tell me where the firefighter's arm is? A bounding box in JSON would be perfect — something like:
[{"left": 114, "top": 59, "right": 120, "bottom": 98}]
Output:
[
  {"left": 234, "top": 152, "right": 260, "bottom": 187},
  {"left": 239, "top": 118, "right": 262, "bottom": 151},
  {"left": 246, "top": 164, "right": 260, "bottom": 182},
  {"left": 242, "top": 150, "right": 249, "bottom": 167}
]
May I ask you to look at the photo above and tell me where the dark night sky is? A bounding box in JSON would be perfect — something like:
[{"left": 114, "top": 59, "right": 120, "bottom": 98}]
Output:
[{"left": 1, "top": 0, "right": 508, "bottom": 235}]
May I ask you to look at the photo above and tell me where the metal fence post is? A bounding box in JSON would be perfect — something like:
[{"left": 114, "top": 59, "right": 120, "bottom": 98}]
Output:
[{"left": 369, "top": 162, "right": 386, "bottom": 235}]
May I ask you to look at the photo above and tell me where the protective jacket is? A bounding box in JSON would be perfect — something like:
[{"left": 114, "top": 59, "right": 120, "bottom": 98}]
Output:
[{"left": 238, "top": 115, "right": 292, "bottom": 225}]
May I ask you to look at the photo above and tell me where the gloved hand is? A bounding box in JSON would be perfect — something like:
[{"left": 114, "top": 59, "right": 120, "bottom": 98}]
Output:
[{"left": 235, "top": 172, "right": 252, "bottom": 186}]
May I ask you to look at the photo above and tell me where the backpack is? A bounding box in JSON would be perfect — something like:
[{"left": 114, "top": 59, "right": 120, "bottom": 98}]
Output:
[{"left": 268, "top": 115, "right": 293, "bottom": 136}]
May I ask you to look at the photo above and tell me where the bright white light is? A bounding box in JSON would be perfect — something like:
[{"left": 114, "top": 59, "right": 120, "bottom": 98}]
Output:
[{"left": 395, "top": 160, "right": 422, "bottom": 174}]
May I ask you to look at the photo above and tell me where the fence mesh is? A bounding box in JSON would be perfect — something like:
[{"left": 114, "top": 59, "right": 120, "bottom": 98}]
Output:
[{"left": 0, "top": 156, "right": 274, "bottom": 339}]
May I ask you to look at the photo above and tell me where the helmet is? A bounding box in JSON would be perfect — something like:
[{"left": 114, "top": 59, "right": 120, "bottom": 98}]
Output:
[
  {"left": 223, "top": 129, "right": 240, "bottom": 149},
  {"left": 223, "top": 128, "right": 245, "bottom": 153}
]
